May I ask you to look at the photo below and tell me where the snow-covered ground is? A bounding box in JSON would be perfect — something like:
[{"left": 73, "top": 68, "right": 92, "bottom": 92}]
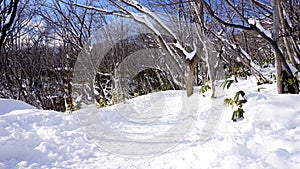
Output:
[{"left": 0, "top": 74, "right": 300, "bottom": 169}]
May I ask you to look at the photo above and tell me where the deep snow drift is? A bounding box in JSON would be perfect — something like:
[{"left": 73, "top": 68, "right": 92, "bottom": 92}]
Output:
[{"left": 0, "top": 75, "right": 300, "bottom": 169}]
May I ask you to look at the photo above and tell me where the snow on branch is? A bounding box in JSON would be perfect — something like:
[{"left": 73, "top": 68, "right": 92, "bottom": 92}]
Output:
[
  {"left": 248, "top": 18, "right": 272, "bottom": 39},
  {"left": 118, "top": 0, "right": 197, "bottom": 60},
  {"left": 281, "top": 3, "right": 293, "bottom": 29},
  {"left": 174, "top": 41, "right": 197, "bottom": 60},
  {"left": 58, "top": 0, "right": 126, "bottom": 17},
  {"left": 130, "top": 12, "right": 161, "bottom": 36},
  {"left": 59, "top": 0, "right": 197, "bottom": 61},
  {"left": 250, "top": 0, "right": 272, "bottom": 11}
]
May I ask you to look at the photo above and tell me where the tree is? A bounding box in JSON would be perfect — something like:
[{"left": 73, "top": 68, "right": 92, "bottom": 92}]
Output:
[
  {"left": 0, "top": 0, "right": 20, "bottom": 51},
  {"left": 38, "top": 0, "right": 107, "bottom": 110},
  {"left": 272, "top": 0, "right": 284, "bottom": 93},
  {"left": 68, "top": 0, "right": 203, "bottom": 97},
  {"left": 199, "top": 0, "right": 299, "bottom": 94},
  {"left": 0, "top": 0, "right": 107, "bottom": 111}
]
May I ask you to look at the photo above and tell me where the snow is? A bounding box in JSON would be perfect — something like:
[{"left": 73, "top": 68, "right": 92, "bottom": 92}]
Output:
[
  {"left": 248, "top": 18, "right": 256, "bottom": 25},
  {"left": 174, "top": 41, "right": 197, "bottom": 60},
  {"left": 256, "top": 22, "right": 272, "bottom": 39},
  {"left": 248, "top": 18, "right": 272, "bottom": 39},
  {"left": 282, "top": 5, "right": 293, "bottom": 28},
  {"left": 4, "top": 13, "right": 11, "bottom": 25},
  {"left": 0, "top": 99, "right": 36, "bottom": 115},
  {"left": 1, "top": 69, "right": 300, "bottom": 168},
  {"left": 125, "top": 1, "right": 196, "bottom": 60},
  {"left": 130, "top": 12, "right": 161, "bottom": 36}
]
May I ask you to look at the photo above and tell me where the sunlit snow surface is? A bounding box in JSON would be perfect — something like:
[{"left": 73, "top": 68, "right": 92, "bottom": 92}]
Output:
[
  {"left": 76, "top": 89, "right": 224, "bottom": 157},
  {"left": 0, "top": 99, "right": 36, "bottom": 115},
  {"left": 1, "top": 75, "right": 300, "bottom": 168}
]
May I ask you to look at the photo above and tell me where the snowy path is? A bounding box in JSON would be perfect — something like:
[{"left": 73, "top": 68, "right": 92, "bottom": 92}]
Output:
[
  {"left": 1, "top": 78, "right": 300, "bottom": 168},
  {"left": 75, "top": 89, "right": 224, "bottom": 157}
]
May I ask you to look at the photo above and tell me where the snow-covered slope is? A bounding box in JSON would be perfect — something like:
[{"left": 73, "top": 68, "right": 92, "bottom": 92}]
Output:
[
  {"left": 0, "top": 99, "right": 36, "bottom": 115},
  {"left": 0, "top": 76, "right": 300, "bottom": 169}
]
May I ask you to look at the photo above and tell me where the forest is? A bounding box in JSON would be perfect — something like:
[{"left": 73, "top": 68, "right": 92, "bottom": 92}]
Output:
[
  {"left": 1, "top": 1, "right": 300, "bottom": 167},
  {"left": 1, "top": 0, "right": 300, "bottom": 112}
]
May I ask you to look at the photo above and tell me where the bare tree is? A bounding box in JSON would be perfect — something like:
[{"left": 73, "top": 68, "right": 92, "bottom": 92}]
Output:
[
  {"left": 198, "top": 0, "right": 299, "bottom": 94},
  {"left": 38, "top": 0, "right": 107, "bottom": 110},
  {"left": 0, "top": 0, "right": 20, "bottom": 51},
  {"left": 67, "top": 0, "right": 202, "bottom": 97}
]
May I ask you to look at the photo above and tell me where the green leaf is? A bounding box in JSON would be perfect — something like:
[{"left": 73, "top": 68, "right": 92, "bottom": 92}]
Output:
[
  {"left": 294, "top": 71, "right": 299, "bottom": 79},
  {"left": 261, "top": 58, "right": 270, "bottom": 67},
  {"left": 226, "top": 80, "right": 234, "bottom": 89},
  {"left": 258, "top": 87, "right": 266, "bottom": 92},
  {"left": 234, "top": 90, "right": 246, "bottom": 103},
  {"left": 224, "top": 98, "right": 234, "bottom": 107},
  {"left": 232, "top": 108, "right": 244, "bottom": 122},
  {"left": 200, "top": 84, "right": 211, "bottom": 94},
  {"left": 237, "top": 99, "right": 247, "bottom": 107},
  {"left": 287, "top": 78, "right": 293, "bottom": 85},
  {"left": 221, "top": 79, "right": 234, "bottom": 90}
]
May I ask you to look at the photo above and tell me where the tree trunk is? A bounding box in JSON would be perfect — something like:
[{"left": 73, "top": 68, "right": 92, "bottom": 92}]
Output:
[
  {"left": 0, "top": 0, "right": 20, "bottom": 51},
  {"left": 187, "top": 63, "right": 196, "bottom": 97},
  {"left": 272, "top": 0, "right": 299, "bottom": 94},
  {"left": 272, "top": 0, "right": 284, "bottom": 94},
  {"left": 278, "top": 0, "right": 297, "bottom": 67}
]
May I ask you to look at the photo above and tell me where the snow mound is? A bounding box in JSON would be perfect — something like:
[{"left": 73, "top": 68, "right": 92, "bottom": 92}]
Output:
[{"left": 0, "top": 99, "right": 36, "bottom": 115}]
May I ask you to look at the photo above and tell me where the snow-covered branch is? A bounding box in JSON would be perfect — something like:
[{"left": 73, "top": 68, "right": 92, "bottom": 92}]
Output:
[
  {"left": 58, "top": 0, "right": 127, "bottom": 17},
  {"left": 117, "top": 0, "right": 197, "bottom": 61}
]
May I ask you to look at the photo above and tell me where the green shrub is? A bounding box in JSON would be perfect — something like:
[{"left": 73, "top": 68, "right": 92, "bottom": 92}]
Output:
[{"left": 224, "top": 90, "right": 247, "bottom": 122}]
